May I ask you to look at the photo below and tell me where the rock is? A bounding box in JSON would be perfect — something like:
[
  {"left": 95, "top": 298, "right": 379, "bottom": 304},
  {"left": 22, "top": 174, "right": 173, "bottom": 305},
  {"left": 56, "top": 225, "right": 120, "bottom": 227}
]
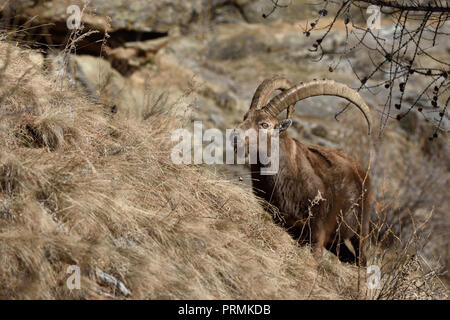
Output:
[
  {"left": 5, "top": 0, "right": 322, "bottom": 35},
  {"left": 207, "top": 31, "right": 270, "bottom": 61},
  {"left": 311, "top": 124, "right": 328, "bottom": 138},
  {"left": 291, "top": 119, "right": 303, "bottom": 130},
  {"left": 6, "top": 0, "right": 196, "bottom": 33},
  {"left": 146, "top": 21, "right": 349, "bottom": 132},
  {"left": 242, "top": 0, "right": 316, "bottom": 23},
  {"left": 210, "top": 112, "right": 224, "bottom": 126},
  {"left": 105, "top": 47, "right": 140, "bottom": 75},
  {"left": 398, "top": 110, "right": 419, "bottom": 136},
  {"left": 71, "top": 54, "right": 192, "bottom": 119},
  {"left": 215, "top": 91, "right": 238, "bottom": 111},
  {"left": 212, "top": 4, "right": 246, "bottom": 24},
  {"left": 124, "top": 36, "right": 171, "bottom": 52}
]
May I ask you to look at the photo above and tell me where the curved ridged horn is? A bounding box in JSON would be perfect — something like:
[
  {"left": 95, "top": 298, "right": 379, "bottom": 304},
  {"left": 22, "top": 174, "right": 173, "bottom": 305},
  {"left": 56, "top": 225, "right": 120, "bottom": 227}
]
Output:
[
  {"left": 250, "top": 75, "right": 295, "bottom": 119},
  {"left": 264, "top": 80, "right": 372, "bottom": 134}
]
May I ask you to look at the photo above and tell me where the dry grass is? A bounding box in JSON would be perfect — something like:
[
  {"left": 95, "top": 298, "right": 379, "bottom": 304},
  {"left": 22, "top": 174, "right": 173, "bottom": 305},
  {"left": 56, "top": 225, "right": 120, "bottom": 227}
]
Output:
[
  {"left": 338, "top": 109, "right": 449, "bottom": 299},
  {"left": 1, "top": 27, "right": 448, "bottom": 298},
  {"left": 0, "top": 41, "right": 378, "bottom": 300}
]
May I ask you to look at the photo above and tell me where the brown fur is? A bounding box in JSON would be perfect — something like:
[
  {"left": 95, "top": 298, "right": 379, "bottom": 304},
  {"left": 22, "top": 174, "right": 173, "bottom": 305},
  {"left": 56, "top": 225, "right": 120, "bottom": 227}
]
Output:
[{"left": 234, "top": 111, "right": 370, "bottom": 265}]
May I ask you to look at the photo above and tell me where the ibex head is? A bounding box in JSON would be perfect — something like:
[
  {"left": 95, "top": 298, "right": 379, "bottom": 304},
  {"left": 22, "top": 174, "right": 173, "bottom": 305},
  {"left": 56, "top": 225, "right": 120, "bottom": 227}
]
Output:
[
  {"left": 230, "top": 75, "right": 295, "bottom": 157},
  {"left": 231, "top": 75, "right": 372, "bottom": 156}
]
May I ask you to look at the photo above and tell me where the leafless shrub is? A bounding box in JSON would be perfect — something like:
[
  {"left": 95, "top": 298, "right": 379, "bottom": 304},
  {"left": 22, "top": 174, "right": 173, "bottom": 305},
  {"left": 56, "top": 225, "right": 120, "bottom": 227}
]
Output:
[
  {"left": 336, "top": 110, "right": 449, "bottom": 299},
  {"left": 264, "top": 0, "right": 449, "bottom": 137}
]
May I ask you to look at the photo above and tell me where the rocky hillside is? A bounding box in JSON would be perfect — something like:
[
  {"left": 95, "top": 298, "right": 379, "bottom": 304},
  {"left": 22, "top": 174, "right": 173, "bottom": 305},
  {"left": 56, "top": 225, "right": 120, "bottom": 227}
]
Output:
[
  {"left": 0, "top": 0, "right": 448, "bottom": 299},
  {"left": 0, "top": 40, "right": 382, "bottom": 300}
]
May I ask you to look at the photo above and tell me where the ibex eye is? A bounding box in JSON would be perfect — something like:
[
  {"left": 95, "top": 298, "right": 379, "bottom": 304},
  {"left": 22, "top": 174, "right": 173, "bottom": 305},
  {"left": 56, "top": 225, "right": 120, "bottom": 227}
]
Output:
[{"left": 260, "top": 122, "right": 269, "bottom": 129}]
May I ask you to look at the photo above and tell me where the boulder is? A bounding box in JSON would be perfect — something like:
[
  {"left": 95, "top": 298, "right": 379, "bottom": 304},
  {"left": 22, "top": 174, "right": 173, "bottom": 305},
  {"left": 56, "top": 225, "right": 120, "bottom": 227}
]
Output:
[
  {"left": 5, "top": 0, "right": 195, "bottom": 33},
  {"left": 3, "top": 0, "right": 325, "bottom": 34}
]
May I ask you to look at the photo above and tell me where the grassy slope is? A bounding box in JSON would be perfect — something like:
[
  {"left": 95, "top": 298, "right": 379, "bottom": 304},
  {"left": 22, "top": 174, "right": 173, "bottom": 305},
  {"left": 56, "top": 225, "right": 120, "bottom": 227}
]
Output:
[{"left": 0, "top": 42, "right": 368, "bottom": 299}]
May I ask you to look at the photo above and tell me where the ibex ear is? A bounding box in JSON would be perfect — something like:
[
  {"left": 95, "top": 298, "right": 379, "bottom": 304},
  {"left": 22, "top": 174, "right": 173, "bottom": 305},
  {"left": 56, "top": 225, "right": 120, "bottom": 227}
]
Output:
[{"left": 277, "top": 119, "right": 292, "bottom": 132}]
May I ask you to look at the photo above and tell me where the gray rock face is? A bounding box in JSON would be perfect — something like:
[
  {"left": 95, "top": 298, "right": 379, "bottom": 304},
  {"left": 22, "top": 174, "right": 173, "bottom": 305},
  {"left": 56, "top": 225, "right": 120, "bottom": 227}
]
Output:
[
  {"left": 241, "top": 0, "right": 316, "bottom": 23},
  {"left": 3, "top": 0, "right": 320, "bottom": 33},
  {"left": 2, "top": 0, "right": 240, "bottom": 33},
  {"left": 2, "top": 0, "right": 197, "bottom": 32},
  {"left": 86, "top": 0, "right": 196, "bottom": 32}
]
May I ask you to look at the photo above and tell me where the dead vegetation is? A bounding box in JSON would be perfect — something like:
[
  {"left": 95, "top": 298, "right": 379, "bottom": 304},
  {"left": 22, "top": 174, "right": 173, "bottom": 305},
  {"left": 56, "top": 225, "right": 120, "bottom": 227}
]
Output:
[
  {"left": 0, "top": 21, "right": 448, "bottom": 299},
  {"left": 337, "top": 108, "right": 449, "bottom": 299},
  {"left": 0, "top": 40, "right": 373, "bottom": 300}
]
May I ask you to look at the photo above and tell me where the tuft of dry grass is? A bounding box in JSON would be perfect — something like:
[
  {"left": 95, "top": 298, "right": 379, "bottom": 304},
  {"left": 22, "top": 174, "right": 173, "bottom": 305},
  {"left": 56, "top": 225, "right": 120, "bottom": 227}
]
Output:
[{"left": 0, "top": 41, "right": 376, "bottom": 300}]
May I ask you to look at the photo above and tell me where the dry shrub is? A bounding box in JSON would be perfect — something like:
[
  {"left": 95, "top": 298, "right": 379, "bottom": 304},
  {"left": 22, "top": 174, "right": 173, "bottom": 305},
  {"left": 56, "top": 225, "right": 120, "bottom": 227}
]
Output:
[
  {"left": 339, "top": 109, "right": 449, "bottom": 299},
  {"left": 0, "top": 41, "right": 374, "bottom": 300}
]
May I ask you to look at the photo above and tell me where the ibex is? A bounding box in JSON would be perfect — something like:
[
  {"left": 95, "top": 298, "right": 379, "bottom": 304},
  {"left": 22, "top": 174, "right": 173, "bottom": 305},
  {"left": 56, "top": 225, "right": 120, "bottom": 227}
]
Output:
[{"left": 231, "top": 76, "right": 372, "bottom": 265}]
